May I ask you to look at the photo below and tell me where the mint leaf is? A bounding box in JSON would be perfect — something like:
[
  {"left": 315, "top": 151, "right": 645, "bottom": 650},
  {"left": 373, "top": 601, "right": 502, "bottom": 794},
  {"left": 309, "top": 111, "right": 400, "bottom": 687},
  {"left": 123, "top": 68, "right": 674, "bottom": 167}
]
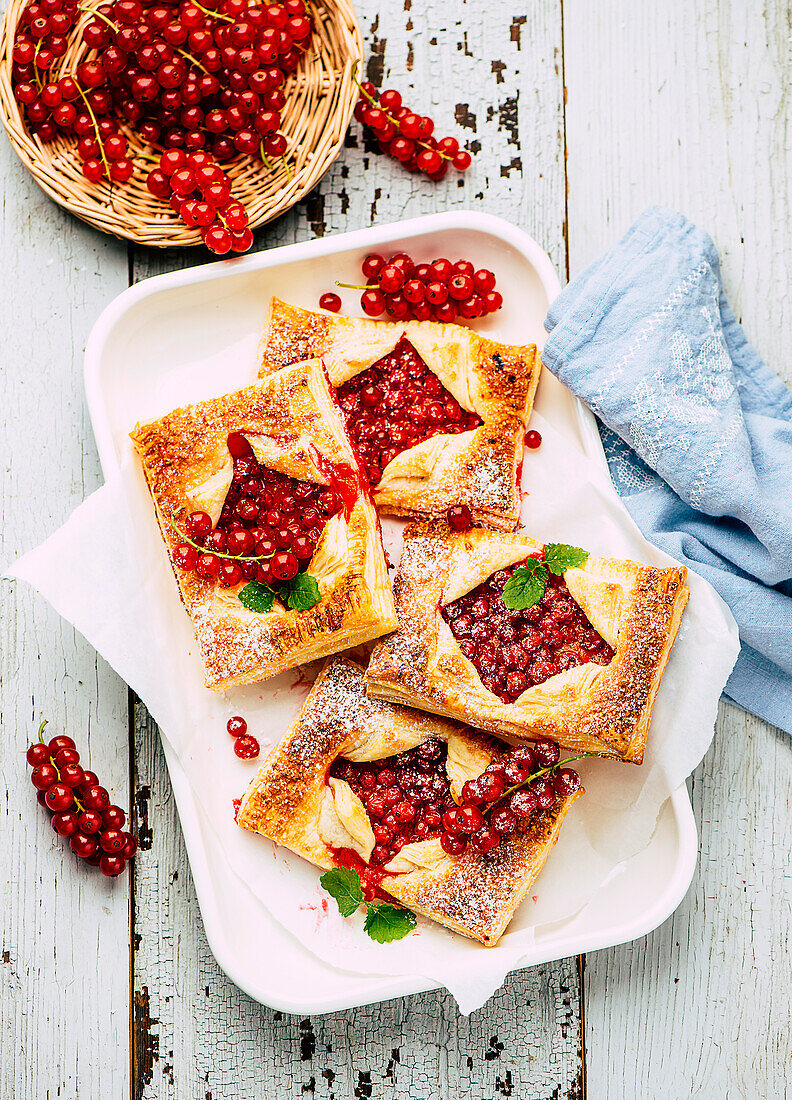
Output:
[
  {"left": 320, "top": 867, "right": 364, "bottom": 917},
  {"left": 286, "top": 572, "right": 321, "bottom": 611},
  {"left": 502, "top": 559, "right": 548, "bottom": 610},
  {"left": 543, "top": 543, "right": 589, "bottom": 575},
  {"left": 363, "top": 903, "right": 417, "bottom": 943},
  {"left": 237, "top": 580, "right": 276, "bottom": 613}
]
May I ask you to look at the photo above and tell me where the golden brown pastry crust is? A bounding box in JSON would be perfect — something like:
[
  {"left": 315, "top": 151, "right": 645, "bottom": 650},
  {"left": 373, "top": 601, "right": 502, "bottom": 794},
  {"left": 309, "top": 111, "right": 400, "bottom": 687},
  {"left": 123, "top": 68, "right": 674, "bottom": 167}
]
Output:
[
  {"left": 237, "top": 656, "right": 582, "bottom": 946},
  {"left": 256, "top": 297, "right": 542, "bottom": 531},
  {"left": 130, "top": 359, "right": 398, "bottom": 691},
  {"left": 365, "top": 523, "right": 689, "bottom": 764}
]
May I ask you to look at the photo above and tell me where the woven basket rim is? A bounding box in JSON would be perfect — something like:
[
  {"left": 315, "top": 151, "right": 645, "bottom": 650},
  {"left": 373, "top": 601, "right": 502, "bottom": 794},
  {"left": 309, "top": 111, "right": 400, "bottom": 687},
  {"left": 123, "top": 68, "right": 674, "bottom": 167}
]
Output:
[{"left": 0, "top": 0, "right": 362, "bottom": 247}]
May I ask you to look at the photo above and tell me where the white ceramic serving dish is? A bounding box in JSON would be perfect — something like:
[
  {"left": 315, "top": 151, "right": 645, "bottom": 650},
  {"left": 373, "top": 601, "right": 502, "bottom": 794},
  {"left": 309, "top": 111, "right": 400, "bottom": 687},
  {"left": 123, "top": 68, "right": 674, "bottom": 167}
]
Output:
[{"left": 84, "top": 211, "right": 697, "bottom": 1014}]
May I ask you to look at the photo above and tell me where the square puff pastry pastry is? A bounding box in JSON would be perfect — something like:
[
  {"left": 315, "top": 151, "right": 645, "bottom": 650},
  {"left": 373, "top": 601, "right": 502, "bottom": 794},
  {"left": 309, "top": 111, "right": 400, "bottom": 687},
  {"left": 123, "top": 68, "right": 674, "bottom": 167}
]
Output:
[
  {"left": 256, "top": 297, "right": 542, "bottom": 530},
  {"left": 237, "top": 656, "right": 583, "bottom": 946},
  {"left": 130, "top": 358, "right": 397, "bottom": 691},
  {"left": 365, "top": 523, "right": 689, "bottom": 764}
]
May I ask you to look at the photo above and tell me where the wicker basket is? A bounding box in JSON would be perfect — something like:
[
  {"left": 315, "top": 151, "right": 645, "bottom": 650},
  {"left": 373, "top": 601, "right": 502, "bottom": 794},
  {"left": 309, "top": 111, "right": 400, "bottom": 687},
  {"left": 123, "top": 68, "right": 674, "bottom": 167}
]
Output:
[{"left": 0, "top": 0, "right": 362, "bottom": 246}]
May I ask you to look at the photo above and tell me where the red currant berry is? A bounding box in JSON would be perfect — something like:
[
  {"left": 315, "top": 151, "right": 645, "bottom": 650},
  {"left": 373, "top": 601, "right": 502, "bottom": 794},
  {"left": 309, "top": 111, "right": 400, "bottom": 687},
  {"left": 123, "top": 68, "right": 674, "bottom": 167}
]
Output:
[
  {"left": 99, "top": 853, "right": 126, "bottom": 876},
  {"left": 48, "top": 735, "right": 75, "bottom": 754},
  {"left": 483, "top": 290, "right": 503, "bottom": 313},
  {"left": 430, "top": 258, "right": 453, "bottom": 283},
  {"left": 102, "top": 805, "right": 126, "bottom": 830},
  {"left": 510, "top": 788, "right": 539, "bottom": 818},
  {"left": 361, "top": 252, "right": 385, "bottom": 279},
  {"left": 54, "top": 747, "right": 79, "bottom": 768},
  {"left": 83, "top": 784, "right": 110, "bottom": 811},
  {"left": 100, "top": 829, "right": 126, "bottom": 853},
  {"left": 553, "top": 768, "right": 581, "bottom": 797},
  {"left": 526, "top": 430, "right": 542, "bottom": 449},
  {"left": 361, "top": 289, "right": 386, "bottom": 316},
  {"left": 378, "top": 264, "right": 404, "bottom": 293},
  {"left": 446, "top": 504, "right": 472, "bottom": 531},
  {"left": 77, "top": 810, "right": 103, "bottom": 834},
  {"left": 45, "top": 783, "right": 74, "bottom": 812},
  {"left": 234, "top": 734, "right": 260, "bottom": 759},
  {"left": 456, "top": 805, "right": 484, "bottom": 833},
  {"left": 453, "top": 150, "right": 472, "bottom": 170},
  {"left": 173, "top": 544, "right": 198, "bottom": 570},
  {"left": 533, "top": 739, "right": 560, "bottom": 767},
  {"left": 184, "top": 510, "right": 212, "bottom": 538},
  {"left": 52, "top": 810, "right": 79, "bottom": 837},
  {"left": 227, "top": 715, "right": 247, "bottom": 738},
  {"left": 469, "top": 825, "right": 500, "bottom": 854},
  {"left": 121, "top": 832, "right": 138, "bottom": 859},
  {"left": 59, "top": 763, "right": 85, "bottom": 788},
  {"left": 78, "top": 770, "right": 100, "bottom": 791},
  {"left": 31, "top": 764, "right": 58, "bottom": 791},
  {"left": 319, "top": 292, "right": 342, "bottom": 312},
  {"left": 448, "top": 273, "right": 473, "bottom": 301},
  {"left": 26, "top": 742, "right": 50, "bottom": 767},
  {"left": 70, "top": 832, "right": 97, "bottom": 858},
  {"left": 489, "top": 805, "right": 517, "bottom": 836},
  {"left": 440, "top": 832, "right": 466, "bottom": 856}
]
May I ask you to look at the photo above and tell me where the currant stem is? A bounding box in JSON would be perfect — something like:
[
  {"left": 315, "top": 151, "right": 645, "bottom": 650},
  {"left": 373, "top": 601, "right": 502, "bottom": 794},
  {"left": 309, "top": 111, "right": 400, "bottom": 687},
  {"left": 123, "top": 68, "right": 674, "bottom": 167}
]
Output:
[
  {"left": 168, "top": 508, "right": 275, "bottom": 563},
  {"left": 490, "top": 751, "right": 600, "bottom": 811},
  {"left": 75, "top": 81, "right": 111, "bottom": 181},
  {"left": 335, "top": 280, "right": 377, "bottom": 291},
  {"left": 77, "top": 5, "right": 119, "bottom": 32},
  {"left": 37, "top": 719, "right": 48, "bottom": 744},
  {"left": 189, "top": 0, "right": 233, "bottom": 21},
  {"left": 351, "top": 70, "right": 455, "bottom": 162},
  {"left": 173, "top": 45, "right": 210, "bottom": 76}
]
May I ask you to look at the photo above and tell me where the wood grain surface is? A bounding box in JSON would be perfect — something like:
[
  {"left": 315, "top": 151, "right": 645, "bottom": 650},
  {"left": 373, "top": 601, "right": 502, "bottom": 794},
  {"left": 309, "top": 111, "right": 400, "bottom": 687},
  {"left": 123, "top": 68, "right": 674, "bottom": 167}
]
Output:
[{"left": 1, "top": 0, "right": 790, "bottom": 1097}]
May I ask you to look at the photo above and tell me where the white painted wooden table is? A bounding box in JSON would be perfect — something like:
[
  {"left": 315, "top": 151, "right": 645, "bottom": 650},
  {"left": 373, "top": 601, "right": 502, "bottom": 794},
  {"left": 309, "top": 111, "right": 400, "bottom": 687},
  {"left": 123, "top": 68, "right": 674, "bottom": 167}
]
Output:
[{"left": 1, "top": 2, "right": 790, "bottom": 1096}]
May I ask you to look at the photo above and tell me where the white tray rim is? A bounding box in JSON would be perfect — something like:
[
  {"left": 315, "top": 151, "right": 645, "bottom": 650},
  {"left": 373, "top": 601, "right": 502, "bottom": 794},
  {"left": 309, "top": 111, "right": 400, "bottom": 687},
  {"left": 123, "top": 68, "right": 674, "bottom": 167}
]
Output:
[{"left": 83, "top": 209, "right": 698, "bottom": 1014}]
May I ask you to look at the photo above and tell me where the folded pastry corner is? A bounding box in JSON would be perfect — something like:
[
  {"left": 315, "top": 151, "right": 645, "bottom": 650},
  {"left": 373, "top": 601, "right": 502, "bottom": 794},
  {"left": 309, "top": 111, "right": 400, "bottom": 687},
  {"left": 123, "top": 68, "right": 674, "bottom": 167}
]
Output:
[
  {"left": 130, "top": 358, "right": 398, "bottom": 691},
  {"left": 365, "top": 523, "right": 689, "bottom": 763},
  {"left": 237, "top": 656, "right": 583, "bottom": 946},
  {"left": 256, "top": 296, "right": 542, "bottom": 531}
]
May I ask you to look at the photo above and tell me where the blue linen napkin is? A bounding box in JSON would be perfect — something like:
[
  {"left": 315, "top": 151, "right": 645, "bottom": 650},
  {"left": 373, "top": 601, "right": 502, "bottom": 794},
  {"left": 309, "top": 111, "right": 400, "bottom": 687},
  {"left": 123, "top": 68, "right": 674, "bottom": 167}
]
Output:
[{"left": 542, "top": 207, "right": 792, "bottom": 735}]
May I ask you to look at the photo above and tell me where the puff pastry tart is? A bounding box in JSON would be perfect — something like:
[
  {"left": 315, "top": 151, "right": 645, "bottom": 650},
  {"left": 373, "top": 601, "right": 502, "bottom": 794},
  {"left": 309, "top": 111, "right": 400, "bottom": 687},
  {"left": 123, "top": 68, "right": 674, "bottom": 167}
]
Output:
[
  {"left": 237, "top": 657, "right": 583, "bottom": 946},
  {"left": 365, "top": 523, "right": 689, "bottom": 764},
  {"left": 130, "top": 358, "right": 397, "bottom": 691},
  {"left": 256, "top": 297, "right": 542, "bottom": 530}
]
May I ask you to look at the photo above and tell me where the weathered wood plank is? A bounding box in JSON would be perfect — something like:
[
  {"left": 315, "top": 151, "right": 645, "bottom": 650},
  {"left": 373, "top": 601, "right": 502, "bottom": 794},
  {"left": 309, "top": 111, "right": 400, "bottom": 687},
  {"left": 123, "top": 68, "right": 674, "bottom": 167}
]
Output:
[
  {"left": 562, "top": 1, "right": 792, "bottom": 1095},
  {"left": 131, "top": 1, "right": 582, "bottom": 1096},
  {"left": 0, "top": 144, "right": 131, "bottom": 1096},
  {"left": 133, "top": 706, "right": 583, "bottom": 1100}
]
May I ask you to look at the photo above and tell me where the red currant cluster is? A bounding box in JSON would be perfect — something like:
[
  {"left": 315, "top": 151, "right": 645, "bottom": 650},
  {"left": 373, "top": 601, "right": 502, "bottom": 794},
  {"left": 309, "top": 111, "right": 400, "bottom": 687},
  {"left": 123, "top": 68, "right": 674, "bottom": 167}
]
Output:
[
  {"left": 27, "top": 722, "right": 138, "bottom": 877},
  {"left": 146, "top": 147, "right": 251, "bottom": 252},
  {"left": 353, "top": 79, "right": 472, "bottom": 179},
  {"left": 226, "top": 715, "right": 260, "bottom": 758},
  {"left": 326, "top": 251, "right": 503, "bottom": 324},
  {"left": 12, "top": 0, "right": 312, "bottom": 247},
  {"left": 171, "top": 432, "right": 343, "bottom": 586},
  {"left": 331, "top": 738, "right": 457, "bottom": 870},
  {"left": 439, "top": 739, "right": 582, "bottom": 856}
]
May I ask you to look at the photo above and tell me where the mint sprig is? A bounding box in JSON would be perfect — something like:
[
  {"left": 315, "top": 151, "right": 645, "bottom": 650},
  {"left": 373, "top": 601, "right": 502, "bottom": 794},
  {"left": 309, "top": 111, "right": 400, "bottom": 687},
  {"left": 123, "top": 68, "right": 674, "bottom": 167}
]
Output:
[
  {"left": 502, "top": 559, "right": 548, "bottom": 610},
  {"left": 320, "top": 866, "right": 416, "bottom": 942},
  {"left": 237, "top": 579, "right": 276, "bottom": 613},
  {"left": 286, "top": 572, "right": 321, "bottom": 611},
  {"left": 319, "top": 867, "right": 364, "bottom": 917},
  {"left": 364, "top": 903, "right": 417, "bottom": 943},
  {"left": 543, "top": 543, "right": 589, "bottom": 574},
  {"left": 501, "top": 544, "right": 590, "bottom": 610}
]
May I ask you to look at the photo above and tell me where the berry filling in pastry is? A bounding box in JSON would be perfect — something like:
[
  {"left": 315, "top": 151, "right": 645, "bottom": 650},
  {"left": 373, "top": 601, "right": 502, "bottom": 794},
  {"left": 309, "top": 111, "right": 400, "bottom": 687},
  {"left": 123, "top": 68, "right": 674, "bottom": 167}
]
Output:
[
  {"left": 173, "top": 431, "right": 346, "bottom": 587},
  {"left": 442, "top": 556, "right": 615, "bottom": 704},
  {"left": 335, "top": 335, "right": 482, "bottom": 486},
  {"left": 330, "top": 737, "right": 456, "bottom": 870}
]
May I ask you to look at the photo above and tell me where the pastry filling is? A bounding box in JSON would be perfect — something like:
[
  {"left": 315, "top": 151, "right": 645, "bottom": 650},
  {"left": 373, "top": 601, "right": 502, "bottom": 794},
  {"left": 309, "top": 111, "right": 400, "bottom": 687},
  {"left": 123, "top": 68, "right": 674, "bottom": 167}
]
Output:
[
  {"left": 330, "top": 738, "right": 455, "bottom": 867},
  {"left": 442, "top": 560, "right": 615, "bottom": 703},
  {"left": 335, "top": 336, "right": 482, "bottom": 486},
  {"left": 173, "top": 432, "right": 344, "bottom": 588}
]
